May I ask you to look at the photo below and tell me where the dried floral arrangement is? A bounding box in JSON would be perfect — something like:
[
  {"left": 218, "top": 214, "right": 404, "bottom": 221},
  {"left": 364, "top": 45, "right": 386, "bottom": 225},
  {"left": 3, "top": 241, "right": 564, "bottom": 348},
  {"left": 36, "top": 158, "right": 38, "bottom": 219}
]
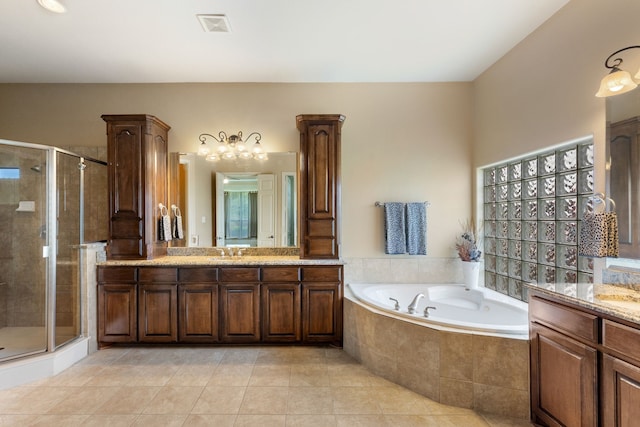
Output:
[{"left": 456, "top": 219, "right": 482, "bottom": 262}]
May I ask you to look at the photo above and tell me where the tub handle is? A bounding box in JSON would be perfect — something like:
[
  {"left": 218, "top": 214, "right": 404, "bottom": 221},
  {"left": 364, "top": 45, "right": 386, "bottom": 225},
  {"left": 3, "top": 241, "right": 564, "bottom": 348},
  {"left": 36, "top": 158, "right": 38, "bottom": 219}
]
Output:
[
  {"left": 424, "top": 306, "right": 437, "bottom": 318},
  {"left": 389, "top": 298, "right": 400, "bottom": 311}
]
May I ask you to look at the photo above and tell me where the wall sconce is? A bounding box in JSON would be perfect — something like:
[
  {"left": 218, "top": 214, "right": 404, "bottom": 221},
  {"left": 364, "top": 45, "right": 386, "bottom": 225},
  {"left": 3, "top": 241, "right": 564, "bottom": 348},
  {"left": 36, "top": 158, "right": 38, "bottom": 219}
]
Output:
[
  {"left": 595, "top": 45, "right": 640, "bottom": 97},
  {"left": 197, "top": 131, "right": 267, "bottom": 161},
  {"left": 37, "top": 0, "right": 66, "bottom": 13}
]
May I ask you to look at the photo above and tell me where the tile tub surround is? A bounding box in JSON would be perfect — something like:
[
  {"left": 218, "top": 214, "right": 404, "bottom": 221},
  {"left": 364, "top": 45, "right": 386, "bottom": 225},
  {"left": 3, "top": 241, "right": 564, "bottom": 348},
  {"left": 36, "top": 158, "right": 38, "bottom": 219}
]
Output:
[
  {"left": 343, "top": 297, "right": 530, "bottom": 419},
  {"left": 0, "top": 346, "right": 536, "bottom": 426}
]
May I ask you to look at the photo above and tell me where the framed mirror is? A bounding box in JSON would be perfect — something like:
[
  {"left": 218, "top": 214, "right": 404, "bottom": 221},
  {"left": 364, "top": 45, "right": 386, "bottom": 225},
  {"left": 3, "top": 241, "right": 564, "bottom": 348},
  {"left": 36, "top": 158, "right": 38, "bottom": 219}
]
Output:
[
  {"left": 606, "top": 90, "right": 640, "bottom": 258},
  {"left": 174, "top": 152, "right": 297, "bottom": 248}
]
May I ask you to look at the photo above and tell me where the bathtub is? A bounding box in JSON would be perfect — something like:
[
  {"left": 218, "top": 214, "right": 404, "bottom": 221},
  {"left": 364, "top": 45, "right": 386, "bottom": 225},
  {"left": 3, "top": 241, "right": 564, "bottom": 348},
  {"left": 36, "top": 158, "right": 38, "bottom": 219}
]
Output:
[
  {"left": 343, "top": 283, "right": 531, "bottom": 417},
  {"left": 347, "top": 283, "right": 529, "bottom": 337}
]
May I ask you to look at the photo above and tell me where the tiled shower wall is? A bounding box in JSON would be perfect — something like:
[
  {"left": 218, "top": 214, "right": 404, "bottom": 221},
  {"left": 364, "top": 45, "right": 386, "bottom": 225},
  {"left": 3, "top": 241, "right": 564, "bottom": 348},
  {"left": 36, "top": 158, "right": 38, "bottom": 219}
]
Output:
[{"left": 482, "top": 139, "right": 595, "bottom": 301}]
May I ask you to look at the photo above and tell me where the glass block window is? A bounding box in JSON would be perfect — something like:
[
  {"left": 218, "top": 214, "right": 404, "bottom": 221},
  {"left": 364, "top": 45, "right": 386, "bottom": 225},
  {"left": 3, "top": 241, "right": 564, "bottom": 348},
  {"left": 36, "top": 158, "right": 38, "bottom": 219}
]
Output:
[{"left": 482, "top": 140, "right": 594, "bottom": 301}]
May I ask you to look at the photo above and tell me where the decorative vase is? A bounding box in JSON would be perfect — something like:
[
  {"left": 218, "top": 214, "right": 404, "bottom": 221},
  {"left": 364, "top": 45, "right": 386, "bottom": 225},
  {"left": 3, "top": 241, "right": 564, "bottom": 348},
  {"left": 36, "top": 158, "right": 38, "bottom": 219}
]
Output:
[{"left": 461, "top": 261, "right": 480, "bottom": 290}]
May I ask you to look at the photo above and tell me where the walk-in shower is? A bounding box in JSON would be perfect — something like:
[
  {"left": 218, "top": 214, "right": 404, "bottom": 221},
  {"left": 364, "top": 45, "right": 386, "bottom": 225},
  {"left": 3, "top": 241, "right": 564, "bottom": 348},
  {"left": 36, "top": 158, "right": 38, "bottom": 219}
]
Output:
[{"left": 0, "top": 139, "right": 107, "bottom": 362}]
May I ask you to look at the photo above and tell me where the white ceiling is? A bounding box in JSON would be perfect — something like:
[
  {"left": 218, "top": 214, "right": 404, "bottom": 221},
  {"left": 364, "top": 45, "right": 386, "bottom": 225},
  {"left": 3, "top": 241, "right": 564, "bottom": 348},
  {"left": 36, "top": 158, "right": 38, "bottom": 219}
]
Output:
[{"left": 0, "top": 0, "right": 569, "bottom": 84}]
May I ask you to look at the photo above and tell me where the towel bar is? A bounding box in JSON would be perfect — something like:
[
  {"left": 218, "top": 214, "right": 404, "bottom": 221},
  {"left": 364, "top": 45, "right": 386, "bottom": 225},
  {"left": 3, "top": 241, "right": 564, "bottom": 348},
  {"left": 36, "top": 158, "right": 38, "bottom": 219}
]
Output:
[{"left": 375, "top": 201, "right": 430, "bottom": 207}]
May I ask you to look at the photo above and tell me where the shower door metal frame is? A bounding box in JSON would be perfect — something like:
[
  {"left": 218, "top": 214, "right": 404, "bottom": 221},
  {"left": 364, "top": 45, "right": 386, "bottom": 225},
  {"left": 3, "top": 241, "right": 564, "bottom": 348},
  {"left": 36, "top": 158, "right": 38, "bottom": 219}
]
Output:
[{"left": 0, "top": 139, "right": 106, "bottom": 360}]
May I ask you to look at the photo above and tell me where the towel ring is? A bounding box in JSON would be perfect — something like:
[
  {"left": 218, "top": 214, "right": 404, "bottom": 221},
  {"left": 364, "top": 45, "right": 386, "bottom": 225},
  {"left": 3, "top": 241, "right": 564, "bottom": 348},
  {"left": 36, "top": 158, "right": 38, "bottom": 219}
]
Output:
[{"left": 587, "top": 193, "right": 616, "bottom": 213}]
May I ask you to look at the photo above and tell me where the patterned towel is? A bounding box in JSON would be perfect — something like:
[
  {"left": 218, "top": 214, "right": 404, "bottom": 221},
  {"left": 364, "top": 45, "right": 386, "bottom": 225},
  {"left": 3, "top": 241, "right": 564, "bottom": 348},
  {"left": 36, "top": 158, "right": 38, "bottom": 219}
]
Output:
[
  {"left": 384, "top": 203, "right": 406, "bottom": 254},
  {"left": 172, "top": 206, "right": 184, "bottom": 240},
  {"left": 578, "top": 212, "right": 618, "bottom": 257},
  {"left": 406, "top": 202, "right": 427, "bottom": 255},
  {"left": 158, "top": 205, "right": 172, "bottom": 242}
]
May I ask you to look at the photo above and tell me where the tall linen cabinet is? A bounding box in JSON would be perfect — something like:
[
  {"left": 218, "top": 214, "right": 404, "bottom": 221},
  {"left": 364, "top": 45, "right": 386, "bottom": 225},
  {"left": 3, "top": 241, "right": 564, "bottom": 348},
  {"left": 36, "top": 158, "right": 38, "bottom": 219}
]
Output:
[
  {"left": 296, "top": 114, "right": 345, "bottom": 259},
  {"left": 102, "top": 114, "right": 171, "bottom": 260}
]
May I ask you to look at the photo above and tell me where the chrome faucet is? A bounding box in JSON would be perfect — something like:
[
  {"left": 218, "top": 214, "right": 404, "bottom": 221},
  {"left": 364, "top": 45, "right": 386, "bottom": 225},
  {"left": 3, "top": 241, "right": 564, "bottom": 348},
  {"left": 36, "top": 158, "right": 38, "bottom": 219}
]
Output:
[
  {"left": 424, "top": 306, "right": 436, "bottom": 318},
  {"left": 237, "top": 248, "right": 244, "bottom": 257},
  {"left": 227, "top": 247, "right": 234, "bottom": 257},
  {"left": 389, "top": 297, "right": 400, "bottom": 310},
  {"left": 407, "top": 293, "right": 425, "bottom": 314},
  {"left": 217, "top": 248, "right": 225, "bottom": 257}
]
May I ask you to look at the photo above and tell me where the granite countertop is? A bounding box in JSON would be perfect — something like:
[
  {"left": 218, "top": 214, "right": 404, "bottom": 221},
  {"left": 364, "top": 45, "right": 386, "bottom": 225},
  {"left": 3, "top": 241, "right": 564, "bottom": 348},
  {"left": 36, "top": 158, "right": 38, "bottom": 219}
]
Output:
[
  {"left": 526, "top": 282, "right": 640, "bottom": 325},
  {"left": 98, "top": 255, "right": 344, "bottom": 267}
]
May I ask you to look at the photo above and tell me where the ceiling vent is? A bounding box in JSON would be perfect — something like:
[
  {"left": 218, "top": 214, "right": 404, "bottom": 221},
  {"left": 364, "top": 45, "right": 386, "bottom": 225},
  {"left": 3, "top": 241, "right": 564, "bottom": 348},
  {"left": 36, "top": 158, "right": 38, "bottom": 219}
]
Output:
[{"left": 197, "top": 14, "right": 232, "bottom": 33}]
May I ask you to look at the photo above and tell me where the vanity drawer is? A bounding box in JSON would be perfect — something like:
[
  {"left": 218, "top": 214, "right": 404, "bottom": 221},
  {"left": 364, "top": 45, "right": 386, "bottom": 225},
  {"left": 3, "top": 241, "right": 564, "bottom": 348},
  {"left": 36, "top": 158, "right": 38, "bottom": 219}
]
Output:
[
  {"left": 302, "top": 266, "right": 342, "bottom": 282},
  {"left": 138, "top": 267, "right": 178, "bottom": 282},
  {"left": 220, "top": 267, "right": 260, "bottom": 283},
  {"left": 530, "top": 296, "right": 598, "bottom": 343},
  {"left": 262, "top": 267, "right": 300, "bottom": 282},
  {"left": 98, "top": 266, "right": 137, "bottom": 283},
  {"left": 603, "top": 319, "right": 640, "bottom": 363},
  {"left": 179, "top": 267, "right": 218, "bottom": 283}
]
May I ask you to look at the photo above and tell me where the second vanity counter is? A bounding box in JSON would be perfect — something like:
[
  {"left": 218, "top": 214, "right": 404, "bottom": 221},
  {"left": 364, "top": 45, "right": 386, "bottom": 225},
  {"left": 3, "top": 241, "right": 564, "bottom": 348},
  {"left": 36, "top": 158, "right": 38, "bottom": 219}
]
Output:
[{"left": 525, "top": 282, "right": 640, "bottom": 326}]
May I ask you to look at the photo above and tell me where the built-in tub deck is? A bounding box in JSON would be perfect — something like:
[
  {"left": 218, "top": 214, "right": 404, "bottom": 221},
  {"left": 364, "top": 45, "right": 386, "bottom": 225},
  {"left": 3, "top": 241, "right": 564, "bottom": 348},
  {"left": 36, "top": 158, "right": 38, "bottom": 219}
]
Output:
[{"left": 344, "top": 283, "right": 530, "bottom": 419}]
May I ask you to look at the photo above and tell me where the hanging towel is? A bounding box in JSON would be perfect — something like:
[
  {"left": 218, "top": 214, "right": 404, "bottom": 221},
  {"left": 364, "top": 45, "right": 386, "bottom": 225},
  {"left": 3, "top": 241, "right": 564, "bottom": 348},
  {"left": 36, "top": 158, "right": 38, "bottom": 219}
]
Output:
[
  {"left": 578, "top": 211, "right": 618, "bottom": 257},
  {"left": 158, "top": 205, "right": 172, "bottom": 242},
  {"left": 384, "top": 202, "right": 406, "bottom": 254},
  {"left": 172, "top": 206, "right": 184, "bottom": 240},
  {"left": 606, "top": 212, "right": 619, "bottom": 257},
  {"left": 406, "top": 202, "right": 427, "bottom": 255}
]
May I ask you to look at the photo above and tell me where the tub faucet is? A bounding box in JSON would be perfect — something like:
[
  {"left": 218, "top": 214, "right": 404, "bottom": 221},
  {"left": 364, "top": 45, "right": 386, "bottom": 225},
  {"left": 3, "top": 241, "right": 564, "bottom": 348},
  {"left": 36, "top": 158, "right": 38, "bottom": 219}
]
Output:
[
  {"left": 424, "top": 306, "right": 437, "bottom": 318},
  {"left": 407, "top": 293, "right": 425, "bottom": 314}
]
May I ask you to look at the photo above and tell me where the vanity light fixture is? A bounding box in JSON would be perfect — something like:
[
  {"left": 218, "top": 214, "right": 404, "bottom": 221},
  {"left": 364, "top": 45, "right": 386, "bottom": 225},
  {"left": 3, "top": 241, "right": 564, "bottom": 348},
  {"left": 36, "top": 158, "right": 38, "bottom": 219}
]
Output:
[
  {"left": 197, "top": 131, "right": 268, "bottom": 161},
  {"left": 37, "top": 0, "right": 66, "bottom": 13},
  {"left": 595, "top": 45, "right": 640, "bottom": 97}
]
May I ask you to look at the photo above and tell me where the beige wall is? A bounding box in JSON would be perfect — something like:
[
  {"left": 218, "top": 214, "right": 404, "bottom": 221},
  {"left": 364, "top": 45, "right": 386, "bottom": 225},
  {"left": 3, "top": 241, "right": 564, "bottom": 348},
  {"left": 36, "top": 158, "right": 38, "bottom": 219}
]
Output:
[
  {"left": 474, "top": 0, "right": 640, "bottom": 191},
  {"left": 0, "top": 82, "right": 473, "bottom": 258}
]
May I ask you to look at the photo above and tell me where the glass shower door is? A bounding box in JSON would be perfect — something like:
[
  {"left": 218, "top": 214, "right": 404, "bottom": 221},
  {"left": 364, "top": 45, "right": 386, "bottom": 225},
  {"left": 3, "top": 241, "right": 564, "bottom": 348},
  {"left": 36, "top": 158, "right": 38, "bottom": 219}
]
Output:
[
  {"left": 54, "top": 151, "right": 81, "bottom": 349},
  {"left": 0, "top": 143, "right": 49, "bottom": 361}
]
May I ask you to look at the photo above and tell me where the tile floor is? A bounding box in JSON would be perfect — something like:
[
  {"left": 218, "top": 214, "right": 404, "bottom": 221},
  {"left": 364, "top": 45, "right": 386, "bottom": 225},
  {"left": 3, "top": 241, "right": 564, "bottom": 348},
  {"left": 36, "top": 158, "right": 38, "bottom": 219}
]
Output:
[{"left": 0, "top": 346, "right": 536, "bottom": 426}]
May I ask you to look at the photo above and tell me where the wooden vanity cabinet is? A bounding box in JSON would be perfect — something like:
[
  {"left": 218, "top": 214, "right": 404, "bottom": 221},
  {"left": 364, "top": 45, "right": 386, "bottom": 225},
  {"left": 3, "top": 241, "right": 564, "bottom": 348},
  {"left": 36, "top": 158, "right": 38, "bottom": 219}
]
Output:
[
  {"left": 97, "top": 267, "right": 137, "bottom": 344},
  {"left": 103, "top": 114, "right": 170, "bottom": 260},
  {"left": 178, "top": 267, "right": 219, "bottom": 343},
  {"left": 297, "top": 114, "right": 345, "bottom": 259},
  {"left": 138, "top": 267, "right": 178, "bottom": 343},
  {"left": 601, "top": 319, "right": 640, "bottom": 427},
  {"left": 529, "top": 291, "right": 640, "bottom": 427},
  {"left": 530, "top": 321, "right": 597, "bottom": 427},
  {"left": 301, "top": 266, "right": 343, "bottom": 345},
  {"left": 219, "top": 267, "right": 261, "bottom": 343},
  {"left": 262, "top": 267, "right": 301, "bottom": 342},
  {"left": 98, "top": 264, "right": 343, "bottom": 347}
]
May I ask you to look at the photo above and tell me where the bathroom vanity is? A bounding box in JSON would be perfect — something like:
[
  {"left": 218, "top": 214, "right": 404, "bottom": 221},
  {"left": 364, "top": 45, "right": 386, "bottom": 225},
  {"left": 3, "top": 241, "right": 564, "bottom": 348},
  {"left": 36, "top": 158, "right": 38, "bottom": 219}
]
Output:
[
  {"left": 528, "top": 285, "right": 640, "bottom": 427},
  {"left": 97, "top": 257, "right": 343, "bottom": 348}
]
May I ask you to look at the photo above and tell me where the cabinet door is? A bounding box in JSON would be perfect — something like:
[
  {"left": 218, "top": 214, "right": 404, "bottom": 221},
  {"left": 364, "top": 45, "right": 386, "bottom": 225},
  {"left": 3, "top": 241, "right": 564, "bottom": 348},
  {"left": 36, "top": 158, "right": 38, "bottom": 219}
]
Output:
[
  {"left": 302, "top": 283, "right": 342, "bottom": 345},
  {"left": 108, "top": 123, "right": 144, "bottom": 258},
  {"left": 297, "top": 114, "right": 345, "bottom": 259},
  {"left": 97, "top": 284, "right": 137, "bottom": 343},
  {"left": 138, "top": 283, "right": 177, "bottom": 342},
  {"left": 262, "top": 283, "right": 301, "bottom": 342},
  {"left": 178, "top": 284, "right": 218, "bottom": 342},
  {"left": 602, "top": 354, "right": 640, "bottom": 427},
  {"left": 530, "top": 322, "right": 597, "bottom": 427},
  {"left": 220, "top": 284, "right": 260, "bottom": 342}
]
